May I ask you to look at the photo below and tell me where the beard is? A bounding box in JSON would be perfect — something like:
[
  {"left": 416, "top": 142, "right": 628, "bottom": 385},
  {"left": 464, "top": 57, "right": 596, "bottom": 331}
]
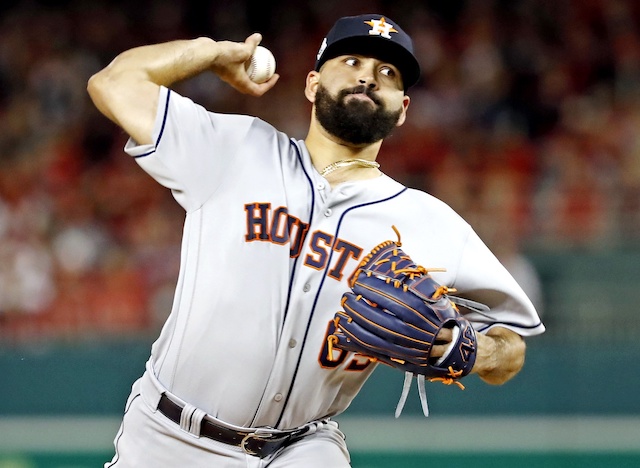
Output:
[{"left": 314, "top": 84, "right": 402, "bottom": 145}]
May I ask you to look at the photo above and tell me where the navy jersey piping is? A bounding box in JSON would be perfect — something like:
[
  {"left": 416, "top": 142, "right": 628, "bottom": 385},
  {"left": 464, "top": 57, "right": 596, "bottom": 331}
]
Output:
[
  {"left": 133, "top": 88, "right": 172, "bottom": 159},
  {"left": 249, "top": 139, "right": 315, "bottom": 427},
  {"left": 274, "top": 186, "right": 409, "bottom": 428},
  {"left": 281, "top": 141, "right": 315, "bottom": 325},
  {"left": 477, "top": 320, "right": 543, "bottom": 333}
]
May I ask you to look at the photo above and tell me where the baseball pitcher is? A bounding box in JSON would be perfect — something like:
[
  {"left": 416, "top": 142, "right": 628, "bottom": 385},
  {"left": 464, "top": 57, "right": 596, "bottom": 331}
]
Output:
[{"left": 88, "top": 14, "right": 544, "bottom": 468}]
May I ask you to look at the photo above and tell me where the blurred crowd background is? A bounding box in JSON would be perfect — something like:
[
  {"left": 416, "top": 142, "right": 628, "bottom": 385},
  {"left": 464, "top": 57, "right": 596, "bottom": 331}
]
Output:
[{"left": 1, "top": 0, "right": 640, "bottom": 343}]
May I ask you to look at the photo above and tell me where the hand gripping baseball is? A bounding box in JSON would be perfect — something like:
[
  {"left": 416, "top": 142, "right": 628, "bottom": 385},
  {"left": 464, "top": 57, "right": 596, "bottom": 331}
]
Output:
[
  {"left": 329, "top": 227, "right": 479, "bottom": 416},
  {"left": 211, "top": 34, "right": 279, "bottom": 96}
]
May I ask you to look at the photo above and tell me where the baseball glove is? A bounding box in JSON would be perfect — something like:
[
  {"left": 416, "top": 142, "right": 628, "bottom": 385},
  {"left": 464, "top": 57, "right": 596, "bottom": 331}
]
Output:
[{"left": 328, "top": 227, "right": 481, "bottom": 417}]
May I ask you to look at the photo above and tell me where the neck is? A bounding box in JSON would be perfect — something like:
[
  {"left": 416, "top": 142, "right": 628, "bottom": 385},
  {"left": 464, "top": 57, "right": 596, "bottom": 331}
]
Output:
[
  {"left": 305, "top": 122, "right": 382, "bottom": 182},
  {"left": 319, "top": 158, "right": 380, "bottom": 177}
]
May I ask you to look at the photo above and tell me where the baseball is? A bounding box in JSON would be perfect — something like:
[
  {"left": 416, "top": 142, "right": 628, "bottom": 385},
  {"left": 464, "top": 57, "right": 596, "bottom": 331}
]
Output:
[{"left": 245, "top": 46, "right": 276, "bottom": 83}]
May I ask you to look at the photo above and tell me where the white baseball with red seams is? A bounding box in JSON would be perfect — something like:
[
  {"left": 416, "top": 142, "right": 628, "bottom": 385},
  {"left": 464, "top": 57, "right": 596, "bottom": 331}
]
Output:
[{"left": 245, "top": 45, "right": 276, "bottom": 83}]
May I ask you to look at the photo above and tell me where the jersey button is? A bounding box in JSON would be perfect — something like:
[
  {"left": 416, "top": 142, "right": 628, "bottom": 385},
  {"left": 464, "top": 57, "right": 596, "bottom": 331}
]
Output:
[
  {"left": 324, "top": 208, "right": 332, "bottom": 217},
  {"left": 288, "top": 339, "right": 297, "bottom": 348},
  {"left": 303, "top": 283, "right": 311, "bottom": 292},
  {"left": 274, "top": 393, "right": 283, "bottom": 402}
]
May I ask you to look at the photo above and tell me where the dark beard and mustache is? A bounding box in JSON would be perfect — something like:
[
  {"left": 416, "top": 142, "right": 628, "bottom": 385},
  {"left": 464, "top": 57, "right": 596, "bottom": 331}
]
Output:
[{"left": 314, "top": 84, "right": 402, "bottom": 145}]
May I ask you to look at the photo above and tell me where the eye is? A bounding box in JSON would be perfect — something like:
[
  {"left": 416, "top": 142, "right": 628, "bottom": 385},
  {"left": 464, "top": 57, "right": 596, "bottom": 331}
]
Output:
[
  {"left": 344, "top": 57, "right": 359, "bottom": 67},
  {"left": 379, "top": 66, "right": 396, "bottom": 77}
]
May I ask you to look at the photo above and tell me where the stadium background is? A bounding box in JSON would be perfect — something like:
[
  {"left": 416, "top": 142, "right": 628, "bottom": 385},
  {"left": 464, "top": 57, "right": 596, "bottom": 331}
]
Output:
[{"left": 0, "top": 0, "right": 639, "bottom": 466}]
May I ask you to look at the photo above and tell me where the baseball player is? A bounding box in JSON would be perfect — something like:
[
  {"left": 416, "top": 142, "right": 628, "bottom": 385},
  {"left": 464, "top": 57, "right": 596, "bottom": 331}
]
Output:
[{"left": 88, "top": 14, "right": 544, "bottom": 467}]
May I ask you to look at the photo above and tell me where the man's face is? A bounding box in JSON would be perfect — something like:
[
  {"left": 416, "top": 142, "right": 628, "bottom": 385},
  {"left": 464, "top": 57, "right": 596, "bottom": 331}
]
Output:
[{"left": 310, "top": 55, "right": 409, "bottom": 146}]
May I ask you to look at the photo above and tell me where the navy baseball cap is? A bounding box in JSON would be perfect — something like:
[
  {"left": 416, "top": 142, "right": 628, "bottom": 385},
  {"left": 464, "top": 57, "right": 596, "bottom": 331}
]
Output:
[{"left": 315, "top": 14, "right": 421, "bottom": 90}]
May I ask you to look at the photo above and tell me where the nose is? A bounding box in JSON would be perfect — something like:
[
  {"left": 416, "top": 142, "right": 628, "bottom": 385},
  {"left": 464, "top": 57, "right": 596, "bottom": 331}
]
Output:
[
  {"left": 358, "top": 77, "right": 378, "bottom": 90},
  {"left": 357, "top": 61, "right": 379, "bottom": 90}
]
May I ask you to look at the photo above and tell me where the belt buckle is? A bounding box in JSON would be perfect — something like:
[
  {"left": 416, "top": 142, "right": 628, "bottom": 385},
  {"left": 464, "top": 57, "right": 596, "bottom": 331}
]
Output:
[
  {"left": 240, "top": 433, "right": 261, "bottom": 456},
  {"left": 240, "top": 430, "right": 288, "bottom": 457}
]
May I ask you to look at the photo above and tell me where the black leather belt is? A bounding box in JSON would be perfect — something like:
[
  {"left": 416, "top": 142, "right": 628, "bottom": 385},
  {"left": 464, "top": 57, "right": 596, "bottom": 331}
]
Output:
[{"left": 157, "top": 393, "right": 310, "bottom": 458}]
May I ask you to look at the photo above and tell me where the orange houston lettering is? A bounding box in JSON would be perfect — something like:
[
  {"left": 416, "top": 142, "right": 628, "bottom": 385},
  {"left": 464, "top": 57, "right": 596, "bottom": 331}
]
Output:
[{"left": 244, "top": 203, "right": 363, "bottom": 280}]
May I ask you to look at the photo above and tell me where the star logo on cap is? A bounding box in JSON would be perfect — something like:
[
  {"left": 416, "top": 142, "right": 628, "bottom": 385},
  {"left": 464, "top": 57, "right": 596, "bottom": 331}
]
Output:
[{"left": 365, "top": 17, "right": 398, "bottom": 40}]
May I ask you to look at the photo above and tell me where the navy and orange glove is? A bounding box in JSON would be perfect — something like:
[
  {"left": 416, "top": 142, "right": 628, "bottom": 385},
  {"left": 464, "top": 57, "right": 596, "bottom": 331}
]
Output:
[{"left": 329, "top": 230, "right": 481, "bottom": 416}]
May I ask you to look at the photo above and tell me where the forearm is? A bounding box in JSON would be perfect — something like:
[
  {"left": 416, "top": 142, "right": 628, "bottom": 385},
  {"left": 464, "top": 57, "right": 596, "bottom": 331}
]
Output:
[
  {"left": 100, "top": 37, "right": 219, "bottom": 88},
  {"left": 87, "top": 38, "right": 217, "bottom": 139},
  {"left": 472, "top": 326, "right": 526, "bottom": 385},
  {"left": 88, "top": 33, "right": 276, "bottom": 145}
]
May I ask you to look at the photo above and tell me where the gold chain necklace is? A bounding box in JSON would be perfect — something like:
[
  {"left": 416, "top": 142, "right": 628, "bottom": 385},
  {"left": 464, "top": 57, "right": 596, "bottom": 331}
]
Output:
[{"left": 320, "top": 159, "right": 380, "bottom": 177}]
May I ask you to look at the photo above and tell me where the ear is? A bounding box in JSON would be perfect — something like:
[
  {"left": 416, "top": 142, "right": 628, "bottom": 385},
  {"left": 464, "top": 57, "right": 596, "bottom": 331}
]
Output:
[
  {"left": 396, "top": 95, "right": 411, "bottom": 127},
  {"left": 305, "top": 71, "right": 320, "bottom": 103}
]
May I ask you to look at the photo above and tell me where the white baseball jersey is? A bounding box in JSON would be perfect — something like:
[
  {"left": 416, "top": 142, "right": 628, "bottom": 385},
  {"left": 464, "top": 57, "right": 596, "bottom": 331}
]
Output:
[{"left": 124, "top": 86, "right": 544, "bottom": 431}]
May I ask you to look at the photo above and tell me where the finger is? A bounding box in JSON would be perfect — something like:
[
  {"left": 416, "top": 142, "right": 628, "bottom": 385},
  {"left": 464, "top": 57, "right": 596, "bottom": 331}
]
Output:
[
  {"left": 435, "top": 327, "right": 453, "bottom": 343},
  {"left": 430, "top": 343, "right": 449, "bottom": 358},
  {"left": 246, "top": 73, "right": 280, "bottom": 97},
  {"left": 245, "top": 33, "right": 262, "bottom": 48}
]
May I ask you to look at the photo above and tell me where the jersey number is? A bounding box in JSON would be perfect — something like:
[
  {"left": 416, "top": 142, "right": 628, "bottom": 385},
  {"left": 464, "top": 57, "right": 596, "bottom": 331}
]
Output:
[{"left": 318, "top": 320, "right": 373, "bottom": 371}]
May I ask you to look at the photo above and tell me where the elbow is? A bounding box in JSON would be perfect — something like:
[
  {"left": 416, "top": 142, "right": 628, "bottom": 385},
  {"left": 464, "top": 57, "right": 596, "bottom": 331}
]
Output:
[
  {"left": 513, "top": 336, "right": 526, "bottom": 373},
  {"left": 86, "top": 72, "right": 99, "bottom": 98},
  {"left": 86, "top": 68, "right": 121, "bottom": 123},
  {"left": 484, "top": 336, "right": 526, "bottom": 386},
  {"left": 489, "top": 337, "right": 525, "bottom": 385},
  {"left": 87, "top": 70, "right": 110, "bottom": 105},
  {"left": 475, "top": 329, "right": 526, "bottom": 386}
]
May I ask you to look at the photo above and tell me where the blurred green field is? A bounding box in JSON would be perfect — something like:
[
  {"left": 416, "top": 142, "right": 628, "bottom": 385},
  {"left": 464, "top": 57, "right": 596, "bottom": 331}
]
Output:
[
  {"left": 0, "top": 451, "right": 638, "bottom": 468},
  {"left": 0, "top": 416, "right": 638, "bottom": 468},
  {"left": 352, "top": 453, "right": 640, "bottom": 468}
]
